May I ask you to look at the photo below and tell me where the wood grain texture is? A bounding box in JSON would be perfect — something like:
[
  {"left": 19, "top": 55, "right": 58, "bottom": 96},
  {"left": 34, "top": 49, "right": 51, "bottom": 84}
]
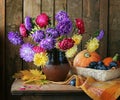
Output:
[
  {"left": 0, "top": 0, "right": 5, "bottom": 100},
  {"left": 21, "top": 94, "right": 91, "bottom": 100},
  {"left": 67, "top": 0, "right": 83, "bottom": 20},
  {"left": 55, "top": 0, "right": 67, "bottom": 12},
  {"left": 11, "top": 79, "right": 81, "bottom": 92},
  {"left": 11, "top": 79, "right": 91, "bottom": 100},
  {"left": 24, "top": 0, "right": 41, "bottom": 17},
  {"left": 99, "top": 0, "right": 109, "bottom": 58},
  {"left": 109, "top": 0, "right": 120, "bottom": 56},
  {"left": 5, "top": 0, "right": 23, "bottom": 100}
]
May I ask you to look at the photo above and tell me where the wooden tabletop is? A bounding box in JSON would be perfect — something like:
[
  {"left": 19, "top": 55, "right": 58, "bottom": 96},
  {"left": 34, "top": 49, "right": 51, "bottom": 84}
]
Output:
[{"left": 11, "top": 79, "right": 82, "bottom": 95}]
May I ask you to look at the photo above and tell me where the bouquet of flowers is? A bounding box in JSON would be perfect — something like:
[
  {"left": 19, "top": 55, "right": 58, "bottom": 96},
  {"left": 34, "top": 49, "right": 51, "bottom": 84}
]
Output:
[
  {"left": 8, "top": 10, "right": 108, "bottom": 84},
  {"left": 8, "top": 10, "right": 85, "bottom": 68}
]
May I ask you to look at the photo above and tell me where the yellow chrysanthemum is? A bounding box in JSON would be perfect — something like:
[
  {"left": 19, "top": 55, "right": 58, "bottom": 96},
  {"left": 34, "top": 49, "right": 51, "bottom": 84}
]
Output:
[
  {"left": 86, "top": 38, "right": 99, "bottom": 52},
  {"left": 65, "top": 45, "right": 78, "bottom": 58},
  {"left": 33, "top": 52, "right": 48, "bottom": 67},
  {"left": 72, "top": 34, "right": 82, "bottom": 45}
]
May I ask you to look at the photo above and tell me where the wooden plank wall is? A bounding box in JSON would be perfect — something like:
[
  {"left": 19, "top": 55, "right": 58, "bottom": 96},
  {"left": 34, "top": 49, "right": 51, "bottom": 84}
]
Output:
[
  {"left": 0, "top": 0, "right": 5, "bottom": 100},
  {"left": 0, "top": 0, "right": 119, "bottom": 100}
]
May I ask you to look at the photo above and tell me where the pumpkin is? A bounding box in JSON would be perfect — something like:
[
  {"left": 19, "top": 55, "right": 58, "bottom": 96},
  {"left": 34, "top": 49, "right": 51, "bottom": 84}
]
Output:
[
  {"left": 73, "top": 50, "right": 101, "bottom": 68},
  {"left": 103, "top": 53, "right": 119, "bottom": 66}
]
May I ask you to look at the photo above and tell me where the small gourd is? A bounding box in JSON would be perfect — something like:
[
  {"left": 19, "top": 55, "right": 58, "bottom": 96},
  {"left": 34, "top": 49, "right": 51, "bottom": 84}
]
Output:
[
  {"left": 73, "top": 50, "right": 101, "bottom": 68},
  {"left": 103, "top": 53, "right": 119, "bottom": 67}
]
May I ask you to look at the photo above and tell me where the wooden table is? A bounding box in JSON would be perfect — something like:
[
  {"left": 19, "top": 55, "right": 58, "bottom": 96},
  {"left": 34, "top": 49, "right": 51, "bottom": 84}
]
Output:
[{"left": 11, "top": 79, "right": 92, "bottom": 100}]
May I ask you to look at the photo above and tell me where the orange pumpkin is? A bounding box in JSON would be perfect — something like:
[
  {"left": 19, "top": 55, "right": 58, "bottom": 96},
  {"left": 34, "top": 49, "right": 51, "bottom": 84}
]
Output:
[{"left": 73, "top": 50, "right": 101, "bottom": 68}]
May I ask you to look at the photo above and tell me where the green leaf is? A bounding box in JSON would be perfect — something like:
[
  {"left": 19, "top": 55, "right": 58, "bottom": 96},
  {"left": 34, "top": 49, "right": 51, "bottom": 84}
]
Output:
[{"left": 93, "top": 30, "right": 99, "bottom": 37}]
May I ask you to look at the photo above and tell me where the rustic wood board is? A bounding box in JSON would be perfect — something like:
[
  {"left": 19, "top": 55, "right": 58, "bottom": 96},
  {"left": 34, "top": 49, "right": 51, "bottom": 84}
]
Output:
[
  {"left": 24, "top": 0, "right": 41, "bottom": 18},
  {"left": 67, "top": 0, "right": 83, "bottom": 20},
  {"left": 109, "top": 0, "right": 120, "bottom": 56},
  {"left": 99, "top": 0, "right": 108, "bottom": 58},
  {"left": 11, "top": 79, "right": 82, "bottom": 95},
  {"left": 0, "top": 0, "right": 5, "bottom": 100}
]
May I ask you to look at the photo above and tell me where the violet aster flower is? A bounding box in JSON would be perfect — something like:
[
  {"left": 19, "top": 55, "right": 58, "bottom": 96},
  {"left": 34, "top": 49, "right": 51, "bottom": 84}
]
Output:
[
  {"left": 56, "top": 19, "right": 73, "bottom": 35},
  {"left": 20, "top": 43, "right": 35, "bottom": 62},
  {"left": 24, "top": 16, "right": 33, "bottom": 31},
  {"left": 8, "top": 31, "right": 23, "bottom": 45},
  {"left": 32, "top": 30, "right": 45, "bottom": 43},
  {"left": 55, "top": 11, "right": 69, "bottom": 22},
  {"left": 40, "top": 37, "right": 55, "bottom": 50},
  {"left": 96, "top": 30, "right": 104, "bottom": 40},
  {"left": 46, "top": 28, "right": 59, "bottom": 38}
]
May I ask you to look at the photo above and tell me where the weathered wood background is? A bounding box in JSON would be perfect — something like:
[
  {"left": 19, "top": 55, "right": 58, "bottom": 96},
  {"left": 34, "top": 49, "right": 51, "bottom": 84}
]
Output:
[{"left": 0, "top": 0, "right": 120, "bottom": 100}]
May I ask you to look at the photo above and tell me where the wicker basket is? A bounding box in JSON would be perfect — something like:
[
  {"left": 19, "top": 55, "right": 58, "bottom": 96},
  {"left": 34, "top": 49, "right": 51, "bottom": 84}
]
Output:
[{"left": 71, "top": 67, "right": 120, "bottom": 81}]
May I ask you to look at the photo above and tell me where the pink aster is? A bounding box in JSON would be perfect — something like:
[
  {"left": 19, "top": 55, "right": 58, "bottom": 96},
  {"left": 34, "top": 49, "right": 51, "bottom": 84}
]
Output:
[
  {"left": 75, "top": 18, "right": 85, "bottom": 34},
  {"left": 35, "top": 13, "right": 49, "bottom": 28},
  {"left": 19, "top": 24, "right": 28, "bottom": 37},
  {"left": 32, "top": 46, "right": 46, "bottom": 53},
  {"left": 58, "top": 38, "right": 75, "bottom": 50}
]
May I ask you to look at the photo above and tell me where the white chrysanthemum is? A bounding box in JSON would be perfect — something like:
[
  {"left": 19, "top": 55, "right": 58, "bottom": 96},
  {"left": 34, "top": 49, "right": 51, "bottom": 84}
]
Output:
[{"left": 65, "top": 45, "right": 78, "bottom": 58}]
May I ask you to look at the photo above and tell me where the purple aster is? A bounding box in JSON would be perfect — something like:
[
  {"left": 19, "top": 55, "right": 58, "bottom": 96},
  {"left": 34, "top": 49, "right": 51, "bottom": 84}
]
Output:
[
  {"left": 20, "top": 43, "right": 35, "bottom": 62},
  {"left": 55, "top": 11, "right": 69, "bottom": 22},
  {"left": 32, "top": 30, "right": 45, "bottom": 43},
  {"left": 40, "top": 37, "right": 55, "bottom": 50},
  {"left": 24, "top": 16, "right": 33, "bottom": 31},
  {"left": 8, "top": 31, "right": 23, "bottom": 45},
  {"left": 96, "top": 30, "right": 104, "bottom": 40},
  {"left": 56, "top": 19, "right": 73, "bottom": 35},
  {"left": 46, "top": 28, "right": 59, "bottom": 38}
]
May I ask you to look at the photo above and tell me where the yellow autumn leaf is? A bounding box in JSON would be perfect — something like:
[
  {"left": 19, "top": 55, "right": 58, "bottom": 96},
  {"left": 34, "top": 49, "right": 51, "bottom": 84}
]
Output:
[
  {"left": 12, "top": 72, "right": 23, "bottom": 79},
  {"left": 30, "top": 69, "right": 42, "bottom": 77},
  {"left": 20, "top": 70, "right": 32, "bottom": 81},
  {"left": 13, "top": 69, "right": 48, "bottom": 85},
  {"left": 30, "top": 69, "right": 46, "bottom": 80}
]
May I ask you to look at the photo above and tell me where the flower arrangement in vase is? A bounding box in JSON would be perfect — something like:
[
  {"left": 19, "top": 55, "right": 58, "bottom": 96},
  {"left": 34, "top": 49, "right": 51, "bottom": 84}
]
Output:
[{"left": 8, "top": 10, "right": 85, "bottom": 82}]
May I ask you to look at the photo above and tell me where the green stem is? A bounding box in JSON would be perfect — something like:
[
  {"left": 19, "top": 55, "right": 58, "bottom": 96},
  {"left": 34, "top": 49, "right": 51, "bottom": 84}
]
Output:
[
  {"left": 84, "top": 52, "right": 91, "bottom": 58},
  {"left": 113, "top": 53, "right": 119, "bottom": 61}
]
